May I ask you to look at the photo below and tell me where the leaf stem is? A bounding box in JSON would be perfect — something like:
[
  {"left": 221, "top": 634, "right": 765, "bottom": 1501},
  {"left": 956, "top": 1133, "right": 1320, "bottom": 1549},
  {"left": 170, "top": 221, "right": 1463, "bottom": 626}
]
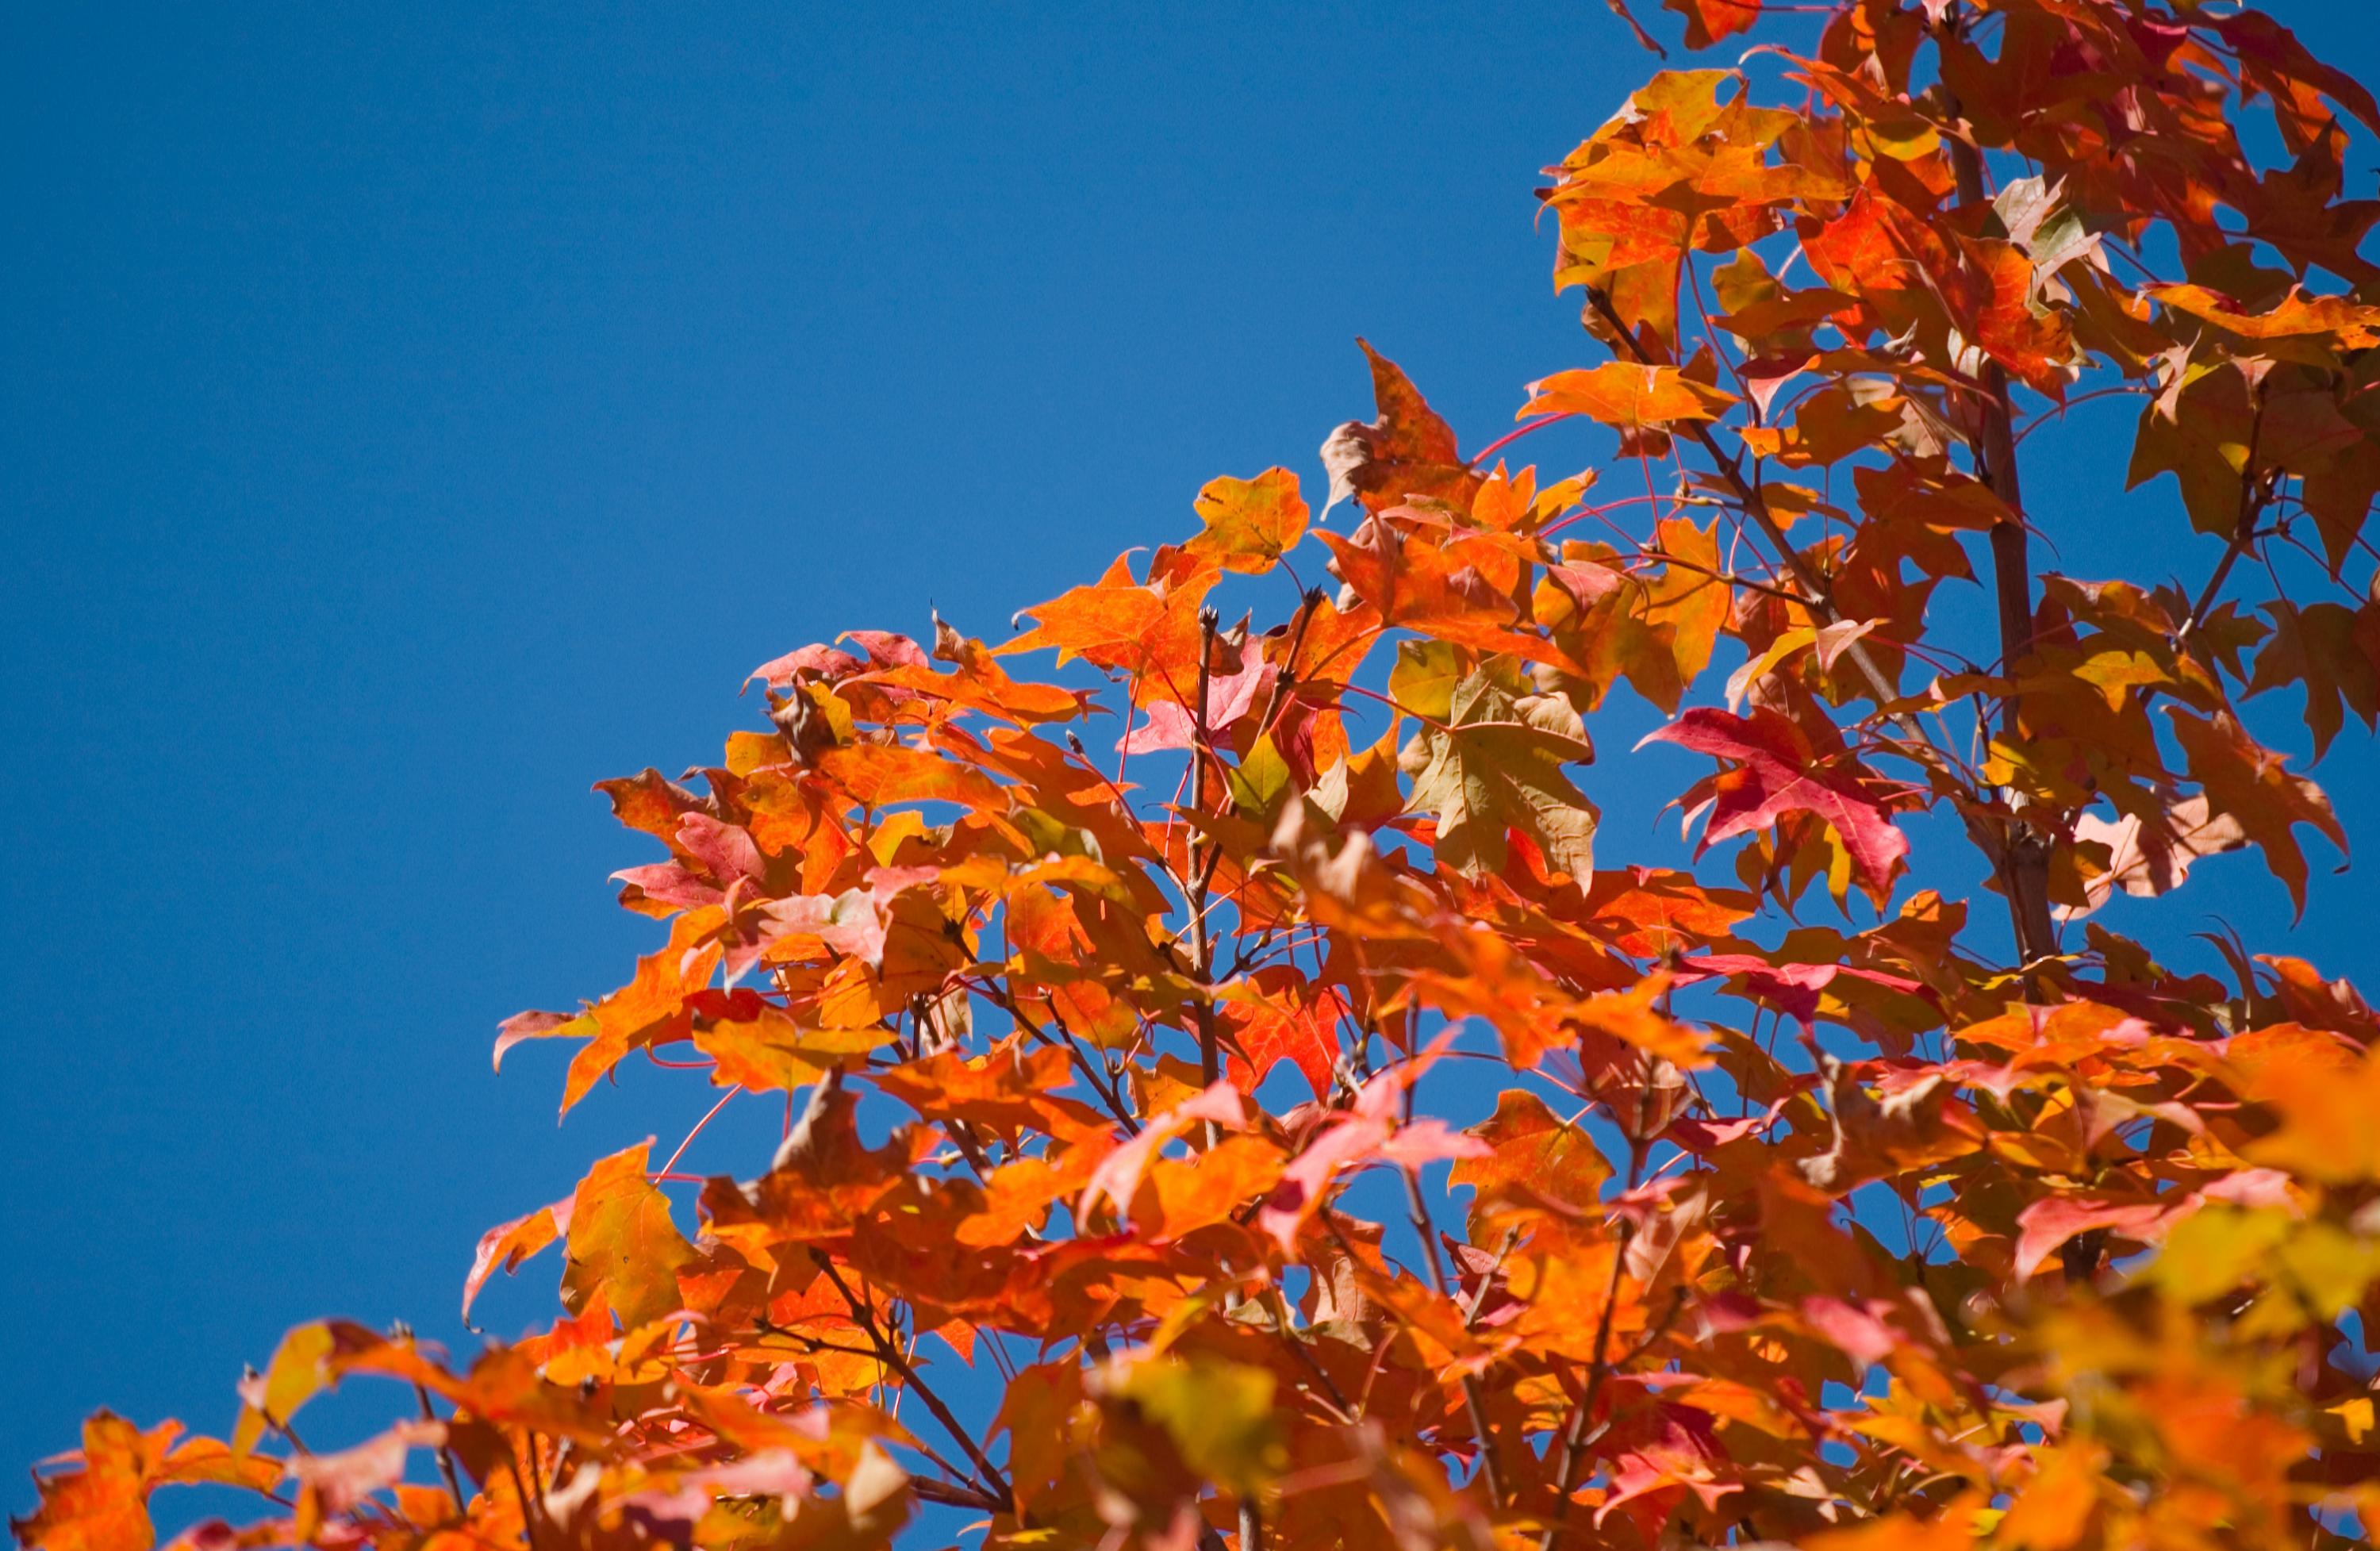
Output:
[{"left": 1469, "top": 412, "right": 1576, "bottom": 470}]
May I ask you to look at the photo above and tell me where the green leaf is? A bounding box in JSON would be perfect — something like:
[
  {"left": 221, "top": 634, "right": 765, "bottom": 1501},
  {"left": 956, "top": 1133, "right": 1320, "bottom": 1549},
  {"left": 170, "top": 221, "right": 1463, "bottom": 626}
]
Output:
[
  {"left": 1111, "top": 1355, "right": 1285, "bottom": 1496},
  {"left": 1399, "top": 669, "right": 1599, "bottom": 881},
  {"left": 1226, "top": 733, "right": 1292, "bottom": 823}
]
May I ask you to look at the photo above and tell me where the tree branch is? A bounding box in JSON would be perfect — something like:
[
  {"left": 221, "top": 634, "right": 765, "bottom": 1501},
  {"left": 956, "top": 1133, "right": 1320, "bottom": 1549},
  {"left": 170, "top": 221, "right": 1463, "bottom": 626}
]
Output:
[
  {"left": 1941, "top": 73, "right": 2059, "bottom": 973},
  {"left": 1581, "top": 284, "right": 2044, "bottom": 946},
  {"left": 1534, "top": 1098, "right": 1652, "bottom": 1550},
  {"left": 1397, "top": 1161, "right": 1508, "bottom": 1507},
  {"left": 809, "top": 1250, "right": 1013, "bottom": 1510},
  {"left": 2181, "top": 386, "right": 2274, "bottom": 646}
]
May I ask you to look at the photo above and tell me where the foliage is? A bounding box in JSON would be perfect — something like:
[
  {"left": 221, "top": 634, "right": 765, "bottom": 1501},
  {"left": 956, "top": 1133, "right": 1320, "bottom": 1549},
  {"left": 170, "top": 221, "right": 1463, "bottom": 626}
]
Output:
[{"left": 19, "top": 2, "right": 2380, "bottom": 1549}]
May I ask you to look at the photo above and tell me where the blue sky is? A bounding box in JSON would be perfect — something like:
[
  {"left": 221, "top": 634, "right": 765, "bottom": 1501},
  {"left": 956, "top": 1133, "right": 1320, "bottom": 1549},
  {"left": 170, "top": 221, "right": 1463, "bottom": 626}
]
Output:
[{"left": 6, "top": 0, "right": 2376, "bottom": 1526}]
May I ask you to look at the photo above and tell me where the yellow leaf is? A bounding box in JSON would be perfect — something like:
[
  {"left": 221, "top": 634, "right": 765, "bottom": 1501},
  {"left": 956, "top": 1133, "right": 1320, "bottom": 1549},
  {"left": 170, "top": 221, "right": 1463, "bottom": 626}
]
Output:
[
  {"left": 1104, "top": 1354, "right": 1286, "bottom": 1497},
  {"left": 1187, "top": 469, "right": 1307, "bottom": 574}
]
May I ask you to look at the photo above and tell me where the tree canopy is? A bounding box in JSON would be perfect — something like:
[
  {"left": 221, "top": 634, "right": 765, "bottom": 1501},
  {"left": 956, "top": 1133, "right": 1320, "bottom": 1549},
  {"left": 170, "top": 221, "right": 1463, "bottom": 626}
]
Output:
[{"left": 18, "top": 2, "right": 2380, "bottom": 1549}]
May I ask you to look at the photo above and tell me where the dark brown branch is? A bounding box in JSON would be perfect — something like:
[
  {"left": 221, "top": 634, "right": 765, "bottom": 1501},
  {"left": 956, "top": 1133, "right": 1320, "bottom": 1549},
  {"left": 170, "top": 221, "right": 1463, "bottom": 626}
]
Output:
[
  {"left": 911, "top": 1476, "right": 1008, "bottom": 1513},
  {"left": 501, "top": 1437, "right": 543, "bottom": 1551},
  {"left": 982, "top": 981, "right": 1141, "bottom": 1136},
  {"left": 1940, "top": 77, "right": 2059, "bottom": 973}
]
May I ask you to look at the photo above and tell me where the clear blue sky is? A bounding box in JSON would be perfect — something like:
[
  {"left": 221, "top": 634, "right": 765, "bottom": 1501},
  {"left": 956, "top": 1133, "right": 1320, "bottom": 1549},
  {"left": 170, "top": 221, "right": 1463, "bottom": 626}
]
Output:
[{"left": 6, "top": 0, "right": 2374, "bottom": 1521}]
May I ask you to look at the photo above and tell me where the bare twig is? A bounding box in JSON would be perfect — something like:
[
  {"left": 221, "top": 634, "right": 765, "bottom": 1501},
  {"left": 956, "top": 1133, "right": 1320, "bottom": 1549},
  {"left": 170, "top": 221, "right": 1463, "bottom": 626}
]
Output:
[
  {"left": 1536, "top": 1061, "right": 1659, "bottom": 1549},
  {"left": 810, "top": 1250, "right": 1013, "bottom": 1508},
  {"left": 2181, "top": 388, "right": 2275, "bottom": 644},
  {"left": 1397, "top": 1161, "right": 1508, "bottom": 1506}
]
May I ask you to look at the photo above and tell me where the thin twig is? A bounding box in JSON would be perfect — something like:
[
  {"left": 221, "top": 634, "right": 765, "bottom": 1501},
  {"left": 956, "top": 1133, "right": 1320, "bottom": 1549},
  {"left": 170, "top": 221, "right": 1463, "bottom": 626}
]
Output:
[
  {"left": 810, "top": 1250, "right": 1013, "bottom": 1508},
  {"left": 1535, "top": 1060, "right": 1658, "bottom": 1549},
  {"left": 1395, "top": 1161, "right": 1508, "bottom": 1507},
  {"left": 2181, "top": 386, "right": 2274, "bottom": 644},
  {"left": 1189, "top": 608, "right": 1224, "bottom": 1109}
]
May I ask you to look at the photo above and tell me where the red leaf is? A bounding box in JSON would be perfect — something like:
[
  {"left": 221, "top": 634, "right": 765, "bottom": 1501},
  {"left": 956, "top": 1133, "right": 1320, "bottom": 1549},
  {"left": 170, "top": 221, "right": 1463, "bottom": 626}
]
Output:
[{"left": 1641, "top": 708, "right": 1911, "bottom": 891}]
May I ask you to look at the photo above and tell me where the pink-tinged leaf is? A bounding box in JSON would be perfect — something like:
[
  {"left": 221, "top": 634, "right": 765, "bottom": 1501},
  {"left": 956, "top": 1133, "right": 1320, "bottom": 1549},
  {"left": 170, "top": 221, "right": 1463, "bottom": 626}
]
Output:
[
  {"left": 463, "top": 1196, "right": 574, "bottom": 1319},
  {"left": 682, "top": 1449, "right": 815, "bottom": 1505},
  {"left": 1672, "top": 954, "right": 1925, "bottom": 1031},
  {"left": 1375, "top": 1118, "right": 1491, "bottom": 1172},
  {"left": 1799, "top": 1296, "right": 1898, "bottom": 1368},
  {"left": 1597, "top": 1405, "right": 1737, "bottom": 1527},
  {"left": 1115, "top": 655, "right": 1276, "bottom": 755},
  {"left": 839, "top": 631, "right": 931, "bottom": 670},
  {"left": 493, "top": 1010, "right": 593, "bottom": 1073},
  {"left": 748, "top": 643, "right": 863, "bottom": 688},
  {"left": 674, "top": 814, "right": 765, "bottom": 885},
  {"left": 1079, "top": 1081, "right": 1249, "bottom": 1224},
  {"left": 1260, "top": 1112, "right": 1392, "bottom": 1254},
  {"left": 755, "top": 889, "right": 889, "bottom": 967},
  {"left": 2198, "top": 1168, "right": 2297, "bottom": 1209},
  {"left": 1641, "top": 707, "right": 1910, "bottom": 890},
  {"left": 610, "top": 862, "right": 724, "bottom": 913},
  {"left": 2013, "top": 1195, "right": 2183, "bottom": 1279},
  {"left": 1260, "top": 1045, "right": 1484, "bottom": 1251},
  {"left": 747, "top": 632, "right": 928, "bottom": 689},
  {"left": 285, "top": 1422, "right": 444, "bottom": 1515},
  {"left": 2059, "top": 797, "right": 2246, "bottom": 920}
]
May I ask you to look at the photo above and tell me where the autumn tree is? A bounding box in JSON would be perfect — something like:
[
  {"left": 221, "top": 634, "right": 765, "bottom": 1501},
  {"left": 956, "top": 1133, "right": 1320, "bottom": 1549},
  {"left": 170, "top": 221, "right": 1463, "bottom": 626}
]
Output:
[{"left": 20, "top": 2, "right": 2380, "bottom": 1548}]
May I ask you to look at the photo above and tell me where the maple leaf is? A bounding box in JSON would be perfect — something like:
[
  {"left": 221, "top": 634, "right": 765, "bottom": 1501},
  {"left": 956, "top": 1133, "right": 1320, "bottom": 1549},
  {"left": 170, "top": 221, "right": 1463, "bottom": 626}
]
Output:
[
  {"left": 1115, "top": 650, "right": 1273, "bottom": 755},
  {"left": 2167, "top": 708, "right": 2346, "bottom": 916},
  {"left": 1218, "top": 966, "right": 1344, "bottom": 1100},
  {"left": 1642, "top": 707, "right": 1910, "bottom": 893},
  {"left": 1185, "top": 468, "right": 1307, "bottom": 574},
  {"left": 1318, "top": 340, "right": 1481, "bottom": 516},
  {"left": 1949, "top": 235, "right": 2078, "bottom": 396},
  {"left": 2060, "top": 796, "right": 2246, "bottom": 920},
  {"left": 1518, "top": 362, "right": 1737, "bottom": 427},
  {"left": 463, "top": 1195, "right": 572, "bottom": 1319},
  {"left": 286, "top": 1422, "right": 444, "bottom": 1533},
  {"left": 1258, "top": 1059, "right": 1488, "bottom": 1251},
  {"left": 2246, "top": 599, "right": 2380, "bottom": 758},
  {"left": 1449, "top": 1089, "right": 1610, "bottom": 1222},
  {"left": 2147, "top": 283, "right": 2380, "bottom": 351},
  {"left": 1660, "top": 0, "right": 1757, "bottom": 52},
  {"left": 1399, "top": 668, "right": 1599, "bottom": 883},
  {"left": 552, "top": 915, "right": 725, "bottom": 1115},
  {"left": 13, "top": 1416, "right": 181, "bottom": 1551},
  {"left": 1000, "top": 550, "right": 1219, "bottom": 693},
  {"left": 2013, "top": 1194, "right": 2184, "bottom": 1280},
  {"left": 559, "top": 1142, "right": 698, "bottom": 1329}
]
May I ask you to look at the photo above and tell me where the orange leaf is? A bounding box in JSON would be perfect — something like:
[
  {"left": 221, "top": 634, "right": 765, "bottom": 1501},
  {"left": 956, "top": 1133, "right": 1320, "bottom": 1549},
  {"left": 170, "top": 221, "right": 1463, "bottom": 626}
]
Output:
[
  {"left": 560, "top": 1142, "right": 698, "bottom": 1329},
  {"left": 1319, "top": 340, "right": 1483, "bottom": 516},
  {"left": 1187, "top": 468, "right": 1307, "bottom": 574},
  {"left": 1661, "top": 0, "right": 1758, "bottom": 51},
  {"left": 1520, "top": 363, "right": 1737, "bottom": 427},
  {"left": 13, "top": 1415, "right": 182, "bottom": 1551},
  {"left": 463, "top": 1197, "right": 570, "bottom": 1319}
]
